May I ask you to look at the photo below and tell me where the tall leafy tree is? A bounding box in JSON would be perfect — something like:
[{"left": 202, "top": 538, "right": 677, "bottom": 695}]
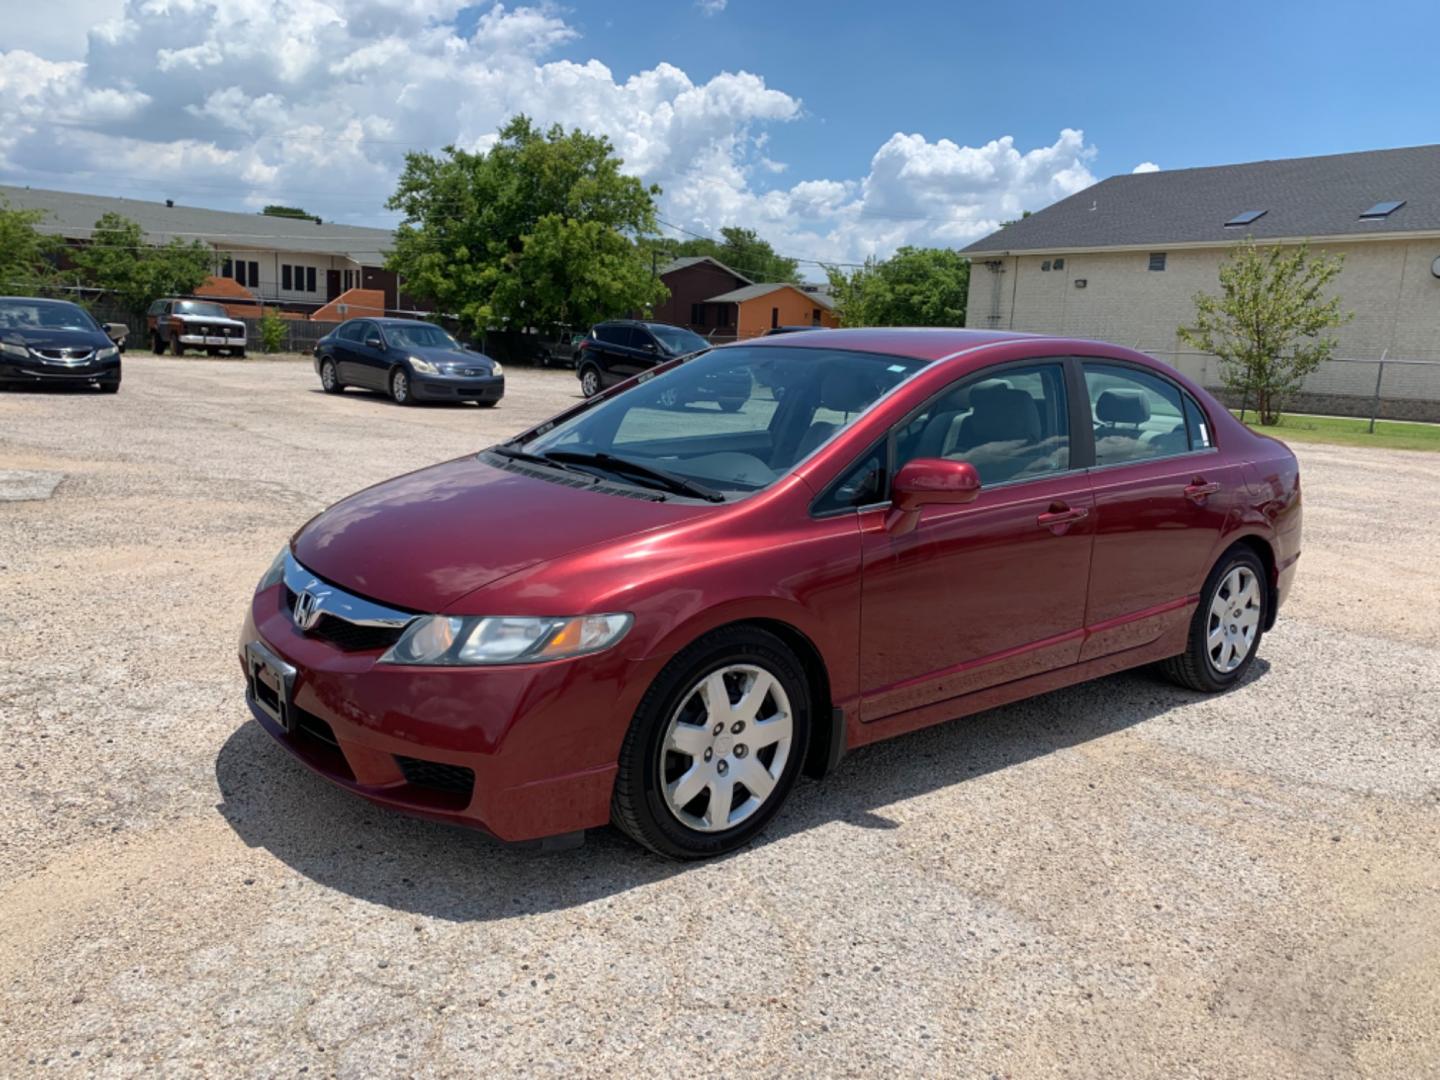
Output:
[
  {"left": 670, "top": 226, "right": 800, "bottom": 283},
  {"left": 386, "top": 115, "right": 666, "bottom": 333},
  {"left": 1179, "top": 238, "right": 1351, "bottom": 425},
  {"left": 72, "top": 212, "right": 214, "bottom": 317},
  {"left": 0, "top": 200, "right": 64, "bottom": 295},
  {"left": 826, "top": 247, "right": 970, "bottom": 327}
]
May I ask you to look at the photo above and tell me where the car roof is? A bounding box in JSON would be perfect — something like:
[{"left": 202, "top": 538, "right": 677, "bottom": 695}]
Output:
[
  {"left": 0, "top": 295, "right": 85, "bottom": 305},
  {"left": 739, "top": 327, "right": 1054, "bottom": 361}
]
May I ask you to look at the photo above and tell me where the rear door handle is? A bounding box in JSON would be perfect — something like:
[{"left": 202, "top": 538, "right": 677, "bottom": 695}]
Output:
[
  {"left": 1036, "top": 504, "right": 1089, "bottom": 532},
  {"left": 1185, "top": 479, "right": 1221, "bottom": 502}
]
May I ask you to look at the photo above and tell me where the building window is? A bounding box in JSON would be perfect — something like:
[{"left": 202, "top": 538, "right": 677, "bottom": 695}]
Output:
[
  {"left": 812, "top": 308, "right": 821, "bottom": 326},
  {"left": 771, "top": 307, "right": 779, "bottom": 329},
  {"left": 282, "top": 265, "right": 292, "bottom": 290},
  {"left": 690, "top": 302, "right": 705, "bottom": 326},
  {"left": 1148, "top": 252, "right": 1167, "bottom": 272},
  {"left": 221, "top": 257, "right": 234, "bottom": 279},
  {"left": 1041, "top": 260, "right": 1051, "bottom": 272},
  {"left": 715, "top": 305, "right": 731, "bottom": 328},
  {"left": 305, "top": 266, "right": 316, "bottom": 293},
  {"left": 1052, "top": 257, "right": 1065, "bottom": 270}
]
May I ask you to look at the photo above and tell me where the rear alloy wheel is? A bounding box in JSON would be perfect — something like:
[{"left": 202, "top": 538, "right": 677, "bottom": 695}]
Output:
[
  {"left": 1162, "top": 547, "right": 1267, "bottom": 692},
  {"left": 319, "top": 358, "right": 344, "bottom": 394},
  {"left": 579, "top": 366, "right": 601, "bottom": 398},
  {"left": 612, "top": 626, "right": 810, "bottom": 859},
  {"left": 389, "top": 367, "right": 413, "bottom": 405}
]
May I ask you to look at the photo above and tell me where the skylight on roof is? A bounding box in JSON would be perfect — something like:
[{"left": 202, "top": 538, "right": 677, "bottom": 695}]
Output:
[
  {"left": 1360, "top": 200, "right": 1405, "bottom": 220},
  {"left": 1224, "top": 210, "right": 1268, "bottom": 227}
]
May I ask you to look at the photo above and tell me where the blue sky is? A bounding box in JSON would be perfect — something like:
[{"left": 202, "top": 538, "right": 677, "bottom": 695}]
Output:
[{"left": 2, "top": 0, "right": 1437, "bottom": 267}]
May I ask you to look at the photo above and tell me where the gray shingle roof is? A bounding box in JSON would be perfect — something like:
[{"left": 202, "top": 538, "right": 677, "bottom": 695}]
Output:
[
  {"left": 705, "top": 282, "right": 834, "bottom": 309},
  {"left": 0, "top": 185, "right": 394, "bottom": 266},
  {"left": 963, "top": 144, "right": 1440, "bottom": 255},
  {"left": 657, "top": 255, "right": 752, "bottom": 284}
]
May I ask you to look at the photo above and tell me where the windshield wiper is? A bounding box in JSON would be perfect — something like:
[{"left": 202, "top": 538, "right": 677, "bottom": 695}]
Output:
[
  {"left": 542, "top": 450, "right": 726, "bottom": 502},
  {"left": 489, "top": 444, "right": 598, "bottom": 481}
]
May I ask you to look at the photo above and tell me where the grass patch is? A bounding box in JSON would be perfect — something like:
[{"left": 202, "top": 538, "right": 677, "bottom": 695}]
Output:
[{"left": 1232, "top": 410, "right": 1440, "bottom": 452}]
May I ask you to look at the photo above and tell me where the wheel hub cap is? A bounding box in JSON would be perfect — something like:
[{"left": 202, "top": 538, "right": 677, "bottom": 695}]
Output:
[
  {"left": 658, "top": 664, "right": 793, "bottom": 833},
  {"left": 1207, "top": 566, "right": 1261, "bottom": 674}
]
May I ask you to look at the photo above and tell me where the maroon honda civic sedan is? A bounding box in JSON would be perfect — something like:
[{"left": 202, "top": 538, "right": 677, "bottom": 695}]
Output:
[{"left": 240, "top": 328, "right": 1301, "bottom": 859}]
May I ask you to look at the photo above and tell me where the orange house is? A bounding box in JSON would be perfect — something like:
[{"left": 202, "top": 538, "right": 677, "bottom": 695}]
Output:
[{"left": 703, "top": 283, "right": 839, "bottom": 339}]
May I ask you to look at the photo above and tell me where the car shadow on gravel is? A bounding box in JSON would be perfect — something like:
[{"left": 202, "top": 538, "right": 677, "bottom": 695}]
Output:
[{"left": 214, "top": 660, "right": 1270, "bottom": 922}]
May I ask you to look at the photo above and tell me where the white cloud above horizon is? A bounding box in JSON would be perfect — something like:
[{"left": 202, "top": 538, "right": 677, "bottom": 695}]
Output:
[
  {"left": 1132, "top": 161, "right": 1160, "bottom": 173},
  {"left": 0, "top": 1, "right": 1105, "bottom": 273}
]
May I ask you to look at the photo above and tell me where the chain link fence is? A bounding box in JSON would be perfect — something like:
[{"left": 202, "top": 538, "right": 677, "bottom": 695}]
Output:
[{"left": 1142, "top": 349, "right": 1440, "bottom": 425}]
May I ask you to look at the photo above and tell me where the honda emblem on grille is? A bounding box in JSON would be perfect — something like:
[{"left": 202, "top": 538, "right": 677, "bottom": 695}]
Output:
[{"left": 292, "top": 587, "right": 328, "bottom": 631}]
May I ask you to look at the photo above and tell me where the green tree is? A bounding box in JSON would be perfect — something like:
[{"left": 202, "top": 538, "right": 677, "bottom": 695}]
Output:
[
  {"left": 1179, "top": 238, "right": 1351, "bottom": 425},
  {"left": 669, "top": 226, "right": 800, "bottom": 283},
  {"left": 72, "top": 212, "right": 214, "bottom": 317},
  {"left": 263, "top": 205, "right": 321, "bottom": 223},
  {"left": 386, "top": 115, "right": 666, "bottom": 334},
  {"left": 0, "top": 200, "right": 64, "bottom": 295},
  {"left": 258, "top": 308, "right": 288, "bottom": 353},
  {"left": 825, "top": 247, "right": 970, "bottom": 327}
]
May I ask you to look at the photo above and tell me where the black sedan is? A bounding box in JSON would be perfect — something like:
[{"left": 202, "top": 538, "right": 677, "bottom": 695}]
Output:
[
  {"left": 314, "top": 318, "right": 504, "bottom": 406},
  {"left": 0, "top": 297, "right": 123, "bottom": 393}
]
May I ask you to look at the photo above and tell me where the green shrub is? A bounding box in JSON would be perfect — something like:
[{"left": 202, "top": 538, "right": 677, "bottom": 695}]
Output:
[{"left": 259, "top": 309, "right": 288, "bottom": 354}]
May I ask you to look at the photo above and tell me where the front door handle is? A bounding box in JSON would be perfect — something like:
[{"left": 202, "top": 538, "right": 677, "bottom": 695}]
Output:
[
  {"left": 1036, "top": 503, "right": 1089, "bottom": 534},
  {"left": 1185, "top": 478, "right": 1221, "bottom": 503}
]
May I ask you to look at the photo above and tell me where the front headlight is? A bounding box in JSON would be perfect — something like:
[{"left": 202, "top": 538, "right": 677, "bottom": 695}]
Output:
[
  {"left": 379, "top": 613, "right": 632, "bottom": 666},
  {"left": 408, "top": 355, "right": 438, "bottom": 374},
  {"left": 256, "top": 546, "right": 288, "bottom": 591},
  {"left": 490, "top": 361, "right": 504, "bottom": 376},
  {"left": 97, "top": 345, "right": 119, "bottom": 360},
  {"left": 0, "top": 341, "right": 27, "bottom": 359}
]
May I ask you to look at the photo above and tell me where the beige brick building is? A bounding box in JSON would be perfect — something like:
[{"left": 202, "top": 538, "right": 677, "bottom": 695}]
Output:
[{"left": 962, "top": 145, "right": 1440, "bottom": 366}]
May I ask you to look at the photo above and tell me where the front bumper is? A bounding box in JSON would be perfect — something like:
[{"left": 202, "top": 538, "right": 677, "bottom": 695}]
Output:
[
  {"left": 411, "top": 373, "right": 505, "bottom": 402},
  {"left": 179, "top": 333, "right": 247, "bottom": 348},
  {"left": 238, "top": 585, "right": 650, "bottom": 842},
  {"left": 1, "top": 355, "right": 120, "bottom": 384}
]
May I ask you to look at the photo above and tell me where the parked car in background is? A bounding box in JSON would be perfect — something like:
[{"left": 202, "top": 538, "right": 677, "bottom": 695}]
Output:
[
  {"left": 576, "top": 319, "right": 748, "bottom": 408},
  {"left": 0, "top": 296, "right": 123, "bottom": 393},
  {"left": 533, "top": 332, "right": 586, "bottom": 368},
  {"left": 146, "top": 299, "right": 247, "bottom": 357},
  {"left": 240, "top": 328, "right": 1300, "bottom": 859},
  {"left": 313, "top": 317, "right": 504, "bottom": 406},
  {"left": 575, "top": 320, "right": 709, "bottom": 398}
]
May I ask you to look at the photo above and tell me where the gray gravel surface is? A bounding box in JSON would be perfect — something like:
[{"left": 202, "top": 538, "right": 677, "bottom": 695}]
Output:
[{"left": 2, "top": 357, "right": 1438, "bottom": 1078}]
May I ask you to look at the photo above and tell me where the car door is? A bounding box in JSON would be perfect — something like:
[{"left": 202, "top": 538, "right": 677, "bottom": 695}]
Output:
[
  {"left": 856, "top": 359, "right": 1096, "bottom": 722},
  {"left": 331, "top": 321, "right": 362, "bottom": 383},
  {"left": 1075, "top": 358, "right": 1242, "bottom": 660},
  {"left": 349, "top": 321, "right": 388, "bottom": 389},
  {"left": 605, "top": 326, "right": 651, "bottom": 383}
]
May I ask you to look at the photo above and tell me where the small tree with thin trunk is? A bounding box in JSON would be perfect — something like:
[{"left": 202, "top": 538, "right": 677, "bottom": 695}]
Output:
[{"left": 1179, "top": 238, "right": 1351, "bottom": 425}]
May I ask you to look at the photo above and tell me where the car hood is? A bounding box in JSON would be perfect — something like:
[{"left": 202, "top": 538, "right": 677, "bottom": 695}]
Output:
[
  {"left": 0, "top": 326, "right": 109, "bottom": 351},
  {"left": 410, "top": 345, "right": 495, "bottom": 369},
  {"left": 172, "top": 312, "right": 246, "bottom": 327},
  {"left": 292, "top": 455, "right": 709, "bottom": 612}
]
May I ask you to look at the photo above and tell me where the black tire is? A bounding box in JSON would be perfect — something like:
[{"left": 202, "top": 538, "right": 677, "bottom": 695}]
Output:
[
  {"left": 611, "top": 625, "right": 811, "bottom": 860},
  {"left": 1161, "top": 546, "right": 1268, "bottom": 693},
  {"left": 319, "top": 358, "right": 344, "bottom": 394},
  {"left": 171, "top": 336, "right": 184, "bottom": 357},
  {"left": 98, "top": 379, "right": 120, "bottom": 395},
  {"left": 235, "top": 348, "right": 247, "bottom": 359},
  {"left": 151, "top": 333, "right": 165, "bottom": 356},
  {"left": 719, "top": 397, "right": 745, "bottom": 413},
  {"left": 476, "top": 399, "right": 498, "bottom": 408},
  {"left": 579, "top": 365, "right": 602, "bottom": 398},
  {"left": 389, "top": 367, "right": 414, "bottom": 405},
  {"left": 537, "top": 350, "right": 552, "bottom": 368},
  {"left": 206, "top": 347, "right": 219, "bottom": 357}
]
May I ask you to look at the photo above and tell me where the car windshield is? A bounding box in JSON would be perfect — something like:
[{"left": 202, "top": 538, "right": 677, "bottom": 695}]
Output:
[
  {"left": 385, "top": 323, "right": 458, "bottom": 349},
  {"left": 650, "top": 325, "right": 708, "bottom": 355},
  {"left": 521, "top": 346, "right": 929, "bottom": 497},
  {"left": 0, "top": 299, "right": 99, "bottom": 332},
  {"left": 174, "top": 301, "right": 229, "bottom": 317}
]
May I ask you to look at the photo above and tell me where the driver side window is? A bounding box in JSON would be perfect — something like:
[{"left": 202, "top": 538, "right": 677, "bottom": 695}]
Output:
[{"left": 893, "top": 362, "right": 1071, "bottom": 487}]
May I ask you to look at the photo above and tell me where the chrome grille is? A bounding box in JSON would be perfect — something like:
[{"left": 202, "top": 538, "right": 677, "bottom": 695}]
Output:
[{"left": 281, "top": 553, "right": 414, "bottom": 652}]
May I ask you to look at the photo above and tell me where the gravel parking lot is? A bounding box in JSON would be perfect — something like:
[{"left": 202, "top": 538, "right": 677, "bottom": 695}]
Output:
[{"left": 2, "top": 356, "right": 1438, "bottom": 1078}]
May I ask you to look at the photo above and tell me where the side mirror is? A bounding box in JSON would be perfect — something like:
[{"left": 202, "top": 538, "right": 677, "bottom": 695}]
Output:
[
  {"left": 103, "top": 322, "right": 128, "bottom": 345},
  {"left": 365, "top": 336, "right": 384, "bottom": 350},
  {"left": 641, "top": 342, "right": 658, "bottom": 354},
  {"left": 887, "top": 458, "right": 981, "bottom": 534}
]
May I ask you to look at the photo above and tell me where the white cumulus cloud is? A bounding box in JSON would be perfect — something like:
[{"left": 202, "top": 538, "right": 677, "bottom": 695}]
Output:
[
  {"left": 0, "top": 0, "right": 1104, "bottom": 274},
  {"left": 1132, "top": 161, "right": 1160, "bottom": 174}
]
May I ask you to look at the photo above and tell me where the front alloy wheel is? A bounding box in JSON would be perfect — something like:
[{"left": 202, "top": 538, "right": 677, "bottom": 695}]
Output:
[
  {"left": 612, "top": 625, "right": 810, "bottom": 859},
  {"left": 320, "top": 358, "right": 343, "bottom": 394},
  {"left": 390, "top": 367, "right": 412, "bottom": 405}
]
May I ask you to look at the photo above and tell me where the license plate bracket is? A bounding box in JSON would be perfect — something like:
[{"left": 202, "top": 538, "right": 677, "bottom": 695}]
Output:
[{"left": 245, "top": 641, "right": 296, "bottom": 731}]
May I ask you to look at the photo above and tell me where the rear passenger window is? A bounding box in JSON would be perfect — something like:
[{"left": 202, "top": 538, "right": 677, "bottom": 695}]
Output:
[
  {"left": 1083, "top": 362, "right": 1190, "bottom": 465},
  {"left": 893, "top": 362, "right": 1071, "bottom": 487}
]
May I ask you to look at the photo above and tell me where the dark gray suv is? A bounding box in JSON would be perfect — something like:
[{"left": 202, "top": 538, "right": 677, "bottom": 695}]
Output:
[{"left": 575, "top": 320, "right": 725, "bottom": 400}]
